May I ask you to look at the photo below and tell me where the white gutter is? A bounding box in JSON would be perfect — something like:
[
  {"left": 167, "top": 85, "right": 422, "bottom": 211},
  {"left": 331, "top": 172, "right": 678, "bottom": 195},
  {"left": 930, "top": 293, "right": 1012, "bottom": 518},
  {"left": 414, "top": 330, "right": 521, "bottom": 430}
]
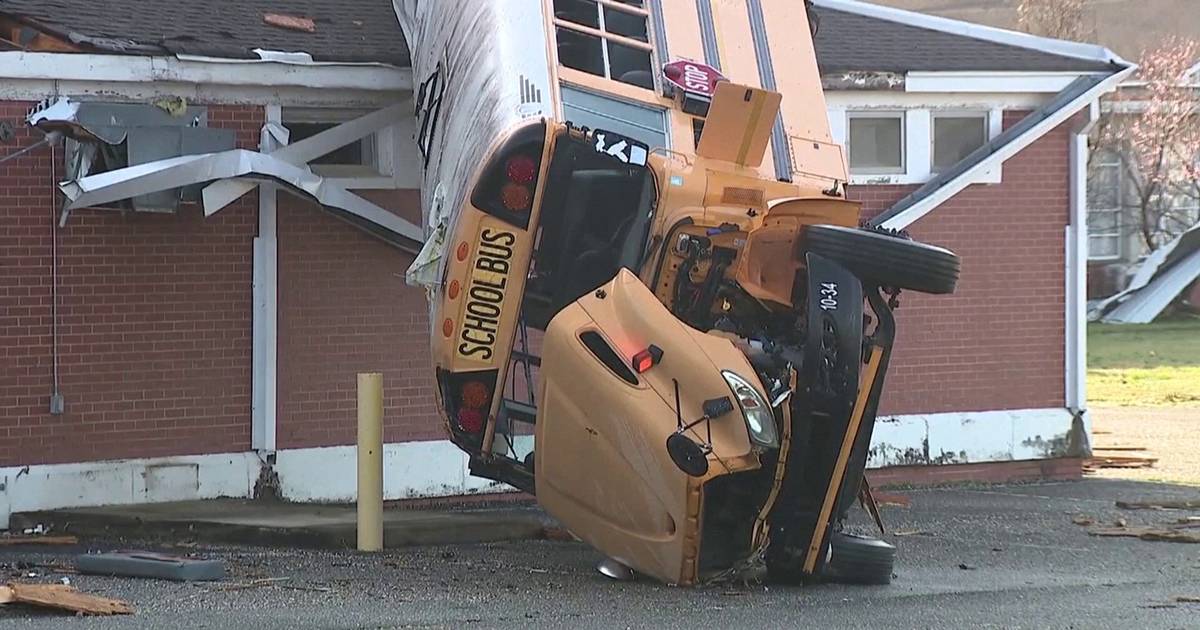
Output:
[
  {"left": 877, "top": 64, "right": 1136, "bottom": 231},
  {"left": 0, "top": 51, "right": 412, "bottom": 91},
  {"left": 811, "top": 0, "right": 1130, "bottom": 66},
  {"left": 1066, "top": 100, "right": 1099, "bottom": 439}
]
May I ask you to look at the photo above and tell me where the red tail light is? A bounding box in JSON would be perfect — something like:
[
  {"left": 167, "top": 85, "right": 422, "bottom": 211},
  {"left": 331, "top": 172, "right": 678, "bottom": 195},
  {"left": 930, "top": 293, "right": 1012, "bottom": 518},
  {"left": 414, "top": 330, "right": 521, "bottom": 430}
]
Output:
[
  {"left": 631, "top": 345, "right": 664, "bottom": 374},
  {"left": 505, "top": 154, "right": 537, "bottom": 185},
  {"left": 437, "top": 369, "right": 498, "bottom": 442},
  {"left": 469, "top": 123, "right": 546, "bottom": 230}
]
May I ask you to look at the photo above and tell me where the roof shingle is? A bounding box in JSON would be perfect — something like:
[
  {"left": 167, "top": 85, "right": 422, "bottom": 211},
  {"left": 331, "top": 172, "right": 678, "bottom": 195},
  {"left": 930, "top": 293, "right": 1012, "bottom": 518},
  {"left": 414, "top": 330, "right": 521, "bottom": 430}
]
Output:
[
  {"left": 0, "top": 0, "right": 409, "bottom": 65},
  {"left": 812, "top": 6, "right": 1116, "bottom": 74}
]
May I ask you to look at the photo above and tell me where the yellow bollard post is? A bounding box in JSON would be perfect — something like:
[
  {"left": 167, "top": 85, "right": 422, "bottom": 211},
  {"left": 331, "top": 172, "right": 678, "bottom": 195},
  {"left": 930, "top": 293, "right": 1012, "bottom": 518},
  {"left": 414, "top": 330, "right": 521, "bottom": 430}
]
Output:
[{"left": 357, "top": 372, "right": 384, "bottom": 551}]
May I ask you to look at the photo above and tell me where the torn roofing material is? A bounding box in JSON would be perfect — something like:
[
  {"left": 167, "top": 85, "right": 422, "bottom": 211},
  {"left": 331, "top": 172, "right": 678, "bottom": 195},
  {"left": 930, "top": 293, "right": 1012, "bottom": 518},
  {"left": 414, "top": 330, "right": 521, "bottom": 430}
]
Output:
[
  {"left": 810, "top": 3, "right": 1118, "bottom": 74},
  {"left": 1092, "top": 223, "right": 1200, "bottom": 324},
  {"left": 0, "top": 0, "right": 409, "bottom": 65}
]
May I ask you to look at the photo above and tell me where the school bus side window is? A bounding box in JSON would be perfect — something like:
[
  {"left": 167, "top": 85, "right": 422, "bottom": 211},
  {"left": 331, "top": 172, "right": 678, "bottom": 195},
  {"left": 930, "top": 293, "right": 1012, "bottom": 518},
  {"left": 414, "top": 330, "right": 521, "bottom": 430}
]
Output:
[{"left": 553, "top": 0, "right": 655, "bottom": 90}]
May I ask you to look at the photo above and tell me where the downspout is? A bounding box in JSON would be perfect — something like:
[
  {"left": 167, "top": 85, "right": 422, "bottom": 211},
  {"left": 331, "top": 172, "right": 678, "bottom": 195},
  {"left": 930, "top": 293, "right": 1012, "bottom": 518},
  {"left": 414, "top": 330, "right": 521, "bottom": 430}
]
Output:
[
  {"left": 252, "top": 104, "right": 282, "bottom": 497},
  {"left": 1065, "top": 99, "right": 1100, "bottom": 458}
]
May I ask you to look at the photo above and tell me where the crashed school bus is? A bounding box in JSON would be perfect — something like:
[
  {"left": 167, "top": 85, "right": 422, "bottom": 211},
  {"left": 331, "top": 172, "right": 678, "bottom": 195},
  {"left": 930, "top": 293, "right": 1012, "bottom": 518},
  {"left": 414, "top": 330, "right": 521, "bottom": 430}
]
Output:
[{"left": 397, "top": 0, "right": 960, "bottom": 586}]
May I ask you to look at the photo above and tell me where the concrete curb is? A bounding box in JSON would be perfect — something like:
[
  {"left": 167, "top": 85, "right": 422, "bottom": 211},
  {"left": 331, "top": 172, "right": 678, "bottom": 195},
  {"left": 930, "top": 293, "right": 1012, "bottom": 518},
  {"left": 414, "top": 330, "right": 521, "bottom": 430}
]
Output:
[{"left": 11, "top": 502, "right": 554, "bottom": 550}]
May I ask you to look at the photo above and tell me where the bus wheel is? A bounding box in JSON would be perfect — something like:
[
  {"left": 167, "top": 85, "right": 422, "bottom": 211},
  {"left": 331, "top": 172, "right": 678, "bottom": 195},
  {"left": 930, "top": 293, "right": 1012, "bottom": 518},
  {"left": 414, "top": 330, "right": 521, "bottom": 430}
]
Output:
[
  {"left": 802, "top": 225, "right": 960, "bottom": 295},
  {"left": 824, "top": 531, "right": 896, "bottom": 585}
]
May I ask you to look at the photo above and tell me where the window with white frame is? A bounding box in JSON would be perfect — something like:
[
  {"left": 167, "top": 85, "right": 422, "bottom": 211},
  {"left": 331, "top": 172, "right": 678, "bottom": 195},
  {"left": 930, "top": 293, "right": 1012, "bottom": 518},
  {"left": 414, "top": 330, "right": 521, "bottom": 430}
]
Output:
[
  {"left": 1087, "top": 150, "right": 1124, "bottom": 260},
  {"left": 553, "top": 0, "right": 655, "bottom": 90},
  {"left": 932, "top": 113, "right": 988, "bottom": 173},
  {"left": 847, "top": 112, "right": 904, "bottom": 174},
  {"left": 282, "top": 108, "right": 384, "bottom": 179}
]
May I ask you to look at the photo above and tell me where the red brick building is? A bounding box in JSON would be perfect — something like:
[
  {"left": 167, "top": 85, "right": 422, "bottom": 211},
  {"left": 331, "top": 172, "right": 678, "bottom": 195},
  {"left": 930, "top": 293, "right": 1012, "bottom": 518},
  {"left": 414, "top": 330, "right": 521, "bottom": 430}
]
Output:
[{"left": 0, "top": 0, "right": 1132, "bottom": 527}]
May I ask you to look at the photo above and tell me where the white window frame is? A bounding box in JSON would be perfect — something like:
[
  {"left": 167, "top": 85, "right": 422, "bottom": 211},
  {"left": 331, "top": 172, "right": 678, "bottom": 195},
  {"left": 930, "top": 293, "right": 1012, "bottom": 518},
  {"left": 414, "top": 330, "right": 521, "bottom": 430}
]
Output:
[
  {"left": 281, "top": 107, "right": 417, "bottom": 190},
  {"left": 1087, "top": 150, "right": 1124, "bottom": 261},
  {"left": 830, "top": 102, "right": 1004, "bottom": 186},
  {"left": 552, "top": 0, "right": 658, "bottom": 90},
  {"left": 930, "top": 110, "right": 990, "bottom": 174},
  {"left": 846, "top": 111, "right": 907, "bottom": 176}
]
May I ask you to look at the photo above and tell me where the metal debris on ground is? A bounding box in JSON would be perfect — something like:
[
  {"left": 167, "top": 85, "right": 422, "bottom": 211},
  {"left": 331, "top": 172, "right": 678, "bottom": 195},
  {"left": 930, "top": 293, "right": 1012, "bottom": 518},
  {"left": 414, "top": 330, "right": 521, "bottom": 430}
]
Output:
[
  {"left": 0, "top": 582, "right": 133, "bottom": 615},
  {"left": 0, "top": 535, "right": 78, "bottom": 546},
  {"left": 1115, "top": 499, "right": 1200, "bottom": 511},
  {"left": 76, "top": 551, "right": 225, "bottom": 582},
  {"left": 263, "top": 13, "right": 316, "bottom": 33},
  {"left": 1088, "top": 527, "right": 1200, "bottom": 543}
]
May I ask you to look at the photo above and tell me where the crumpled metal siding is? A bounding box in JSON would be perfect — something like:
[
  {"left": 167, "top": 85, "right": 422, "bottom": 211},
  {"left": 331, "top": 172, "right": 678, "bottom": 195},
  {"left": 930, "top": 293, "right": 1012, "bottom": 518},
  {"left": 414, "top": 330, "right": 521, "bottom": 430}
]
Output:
[{"left": 394, "top": 0, "right": 555, "bottom": 294}]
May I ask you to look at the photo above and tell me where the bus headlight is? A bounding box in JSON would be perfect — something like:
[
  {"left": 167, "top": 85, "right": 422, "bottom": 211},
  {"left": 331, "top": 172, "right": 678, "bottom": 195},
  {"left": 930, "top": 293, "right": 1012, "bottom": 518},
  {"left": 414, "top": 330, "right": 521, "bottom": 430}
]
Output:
[{"left": 721, "top": 371, "right": 779, "bottom": 449}]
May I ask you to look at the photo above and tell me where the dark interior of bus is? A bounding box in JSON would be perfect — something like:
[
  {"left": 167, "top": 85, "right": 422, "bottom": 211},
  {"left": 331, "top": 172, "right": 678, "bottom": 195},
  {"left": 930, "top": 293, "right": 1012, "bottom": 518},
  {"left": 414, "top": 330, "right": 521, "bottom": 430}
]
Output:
[{"left": 523, "top": 135, "right": 657, "bottom": 330}]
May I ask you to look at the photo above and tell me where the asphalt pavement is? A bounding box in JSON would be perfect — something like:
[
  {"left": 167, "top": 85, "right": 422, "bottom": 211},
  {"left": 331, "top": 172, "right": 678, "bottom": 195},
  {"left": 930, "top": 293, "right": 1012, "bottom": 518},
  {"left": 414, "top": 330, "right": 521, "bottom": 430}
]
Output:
[{"left": 2, "top": 478, "right": 1199, "bottom": 629}]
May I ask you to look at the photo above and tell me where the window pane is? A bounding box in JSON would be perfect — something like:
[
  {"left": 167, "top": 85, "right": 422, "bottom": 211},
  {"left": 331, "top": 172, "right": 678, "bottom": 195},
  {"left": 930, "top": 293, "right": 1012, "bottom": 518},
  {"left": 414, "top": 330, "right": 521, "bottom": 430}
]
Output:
[
  {"left": 933, "top": 116, "right": 986, "bottom": 171},
  {"left": 553, "top": 0, "right": 599, "bottom": 28},
  {"left": 607, "top": 40, "right": 653, "bottom": 88},
  {"left": 288, "top": 122, "right": 367, "bottom": 165},
  {"left": 604, "top": 7, "right": 648, "bottom": 42},
  {"left": 1088, "top": 235, "right": 1119, "bottom": 258},
  {"left": 1087, "top": 210, "right": 1119, "bottom": 233},
  {"left": 561, "top": 85, "right": 667, "bottom": 149},
  {"left": 1088, "top": 163, "right": 1120, "bottom": 209},
  {"left": 848, "top": 116, "right": 903, "bottom": 172},
  {"left": 557, "top": 27, "right": 606, "bottom": 77}
]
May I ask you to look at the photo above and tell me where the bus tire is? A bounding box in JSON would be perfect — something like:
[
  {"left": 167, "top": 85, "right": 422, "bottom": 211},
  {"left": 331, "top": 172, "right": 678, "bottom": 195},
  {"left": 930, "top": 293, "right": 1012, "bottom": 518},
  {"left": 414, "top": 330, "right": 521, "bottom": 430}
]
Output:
[
  {"left": 803, "top": 225, "right": 960, "bottom": 295},
  {"left": 824, "top": 531, "right": 896, "bottom": 585}
]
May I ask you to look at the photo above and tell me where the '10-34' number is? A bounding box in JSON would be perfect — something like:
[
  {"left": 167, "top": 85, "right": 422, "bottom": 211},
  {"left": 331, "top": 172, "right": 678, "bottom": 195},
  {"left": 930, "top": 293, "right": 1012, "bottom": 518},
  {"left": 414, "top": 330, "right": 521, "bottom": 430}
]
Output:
[{"left": 819, "top": 282, "right": 838, "bottom": 311}]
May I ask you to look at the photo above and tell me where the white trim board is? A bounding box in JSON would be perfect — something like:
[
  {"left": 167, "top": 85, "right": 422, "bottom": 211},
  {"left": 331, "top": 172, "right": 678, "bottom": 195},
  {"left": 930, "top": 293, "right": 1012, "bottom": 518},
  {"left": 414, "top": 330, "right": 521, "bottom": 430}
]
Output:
[
  {"left": 811, "top": 0, "right": 1128, "bottom": 66},
  {"left": 3, "top": 409, "right": 1078, "bottom": 529},
  {"left": 0, "top": 52, "right": 412, "bottom": 91},
  {"left": 869, "top": 408, "right": 1075, "bottom": 468},
  {"left": 0, "top": 79, "right": 405, "bottom": 108}
]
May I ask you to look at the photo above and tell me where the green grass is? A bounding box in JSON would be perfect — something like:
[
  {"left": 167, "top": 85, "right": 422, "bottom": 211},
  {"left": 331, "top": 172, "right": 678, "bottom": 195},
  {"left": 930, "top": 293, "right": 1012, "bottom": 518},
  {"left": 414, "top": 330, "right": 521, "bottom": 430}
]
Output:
[{"left": 1088, "top": 317, "right": 1200, "bottom": 406}]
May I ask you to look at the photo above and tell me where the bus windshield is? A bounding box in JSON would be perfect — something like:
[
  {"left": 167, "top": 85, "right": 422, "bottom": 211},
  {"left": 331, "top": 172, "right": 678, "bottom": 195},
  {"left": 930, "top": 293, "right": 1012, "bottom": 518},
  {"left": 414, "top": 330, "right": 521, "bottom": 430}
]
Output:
[{"left": 523, "top": 132, "right": 658, "bottom": 329}]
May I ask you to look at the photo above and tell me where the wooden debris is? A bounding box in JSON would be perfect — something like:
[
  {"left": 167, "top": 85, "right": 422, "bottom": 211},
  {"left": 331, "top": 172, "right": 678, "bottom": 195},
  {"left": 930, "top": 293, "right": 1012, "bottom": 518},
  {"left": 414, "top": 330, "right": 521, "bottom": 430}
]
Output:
[
  {"left": 892, "top": 529, "right": 931, "bottom": 537},
  {"left": 263, "top": 13, "right": 316, "bottom": 33},
  {"left": 1071, "top": 515, "right": 1095, "bottom": 526},
  {"left": 216, "top": 577, "right": 291, "bottom": 592},
  {"left": 1084, "top": 456, "right": 1158, "bottom": 470},
  {"left": 542, "top": 526, "right": 579, "bottom": 542},
  {"left": 872, "top": 492, "right": 912, "bottom": 508},
  {"left": 1116, "top": 500, "right": 1200, "bottom": 511},
  {"left": 0, "top": 535, "right": 78, "bottom": 546},
  {"left": 1173, "top": 595, "right": 1200, "bottom": 604},
  {"left": 0, "top": 583, "right": 132, "bottom": 615},
  {"left": 1089, "top": 526, "right": 1200, "bottom": 543}
]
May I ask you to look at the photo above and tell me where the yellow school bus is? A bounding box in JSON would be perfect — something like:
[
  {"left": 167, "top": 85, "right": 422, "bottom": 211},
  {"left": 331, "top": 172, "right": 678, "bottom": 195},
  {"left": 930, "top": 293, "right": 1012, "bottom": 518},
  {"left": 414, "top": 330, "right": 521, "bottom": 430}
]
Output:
[{"left": 397, "top": 0, "right": 959, "bottom": 586}]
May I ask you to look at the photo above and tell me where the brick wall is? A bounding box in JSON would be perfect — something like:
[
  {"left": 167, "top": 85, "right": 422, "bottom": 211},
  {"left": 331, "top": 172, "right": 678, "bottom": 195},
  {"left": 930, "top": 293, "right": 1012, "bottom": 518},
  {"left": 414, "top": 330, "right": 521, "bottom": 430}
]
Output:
[
  {"left": 0, "top": 101, "right": 261, "bottom": 467},
  {"left": 850, "top": 112, "right": 1070, "bottom": 416},
  {"left": 276, "top": 191, "right": 442, "bottom": 449}
]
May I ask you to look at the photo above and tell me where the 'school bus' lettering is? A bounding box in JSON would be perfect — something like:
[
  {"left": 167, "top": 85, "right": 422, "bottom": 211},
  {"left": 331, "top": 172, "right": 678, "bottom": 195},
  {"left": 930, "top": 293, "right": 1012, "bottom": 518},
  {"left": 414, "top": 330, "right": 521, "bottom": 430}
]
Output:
[{"left": 457, "top": 227, "right": 516, "bottom": 362}]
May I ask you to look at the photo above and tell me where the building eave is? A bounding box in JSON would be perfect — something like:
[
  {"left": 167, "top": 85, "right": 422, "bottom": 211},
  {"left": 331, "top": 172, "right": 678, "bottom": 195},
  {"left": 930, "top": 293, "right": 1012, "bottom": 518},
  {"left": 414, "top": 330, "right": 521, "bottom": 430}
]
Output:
[{"left": 812, "top": 0, "right": 1130, "bottom": 68}]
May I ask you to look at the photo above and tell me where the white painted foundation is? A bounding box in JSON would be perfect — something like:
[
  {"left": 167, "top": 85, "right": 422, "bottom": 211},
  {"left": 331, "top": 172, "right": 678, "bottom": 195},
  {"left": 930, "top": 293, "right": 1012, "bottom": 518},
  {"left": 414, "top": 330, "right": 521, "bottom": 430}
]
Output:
[{"left": 1, "top": 408, "right": 1073, "bottom": 529}]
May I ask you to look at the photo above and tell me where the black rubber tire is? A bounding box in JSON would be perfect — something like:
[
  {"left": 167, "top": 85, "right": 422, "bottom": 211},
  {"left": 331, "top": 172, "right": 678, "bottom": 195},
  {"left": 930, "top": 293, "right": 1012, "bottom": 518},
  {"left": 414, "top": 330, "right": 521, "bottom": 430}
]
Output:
[
  {"left": 824, "top": 531, "right": 896, "bottom": 585},
  {"left": 803, "top": 225, "right": 960, "bottom": 295}
]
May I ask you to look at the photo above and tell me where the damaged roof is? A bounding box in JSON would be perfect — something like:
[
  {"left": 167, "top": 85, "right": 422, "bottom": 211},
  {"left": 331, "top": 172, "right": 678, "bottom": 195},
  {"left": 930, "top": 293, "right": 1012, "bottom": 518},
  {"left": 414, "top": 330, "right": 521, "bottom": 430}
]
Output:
[
  {"left": 0, "top": 0, "right": 409, "bottom": 65},
  {"left": 811, "top": 5, "right": 1117, "bottom": 74}
]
